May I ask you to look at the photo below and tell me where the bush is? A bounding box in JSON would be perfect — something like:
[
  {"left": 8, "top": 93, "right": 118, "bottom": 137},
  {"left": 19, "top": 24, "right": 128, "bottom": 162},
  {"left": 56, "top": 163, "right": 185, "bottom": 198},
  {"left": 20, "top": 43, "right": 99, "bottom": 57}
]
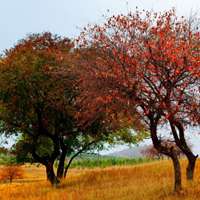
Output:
[
  {"left": 0, "top": 165, "right": 24, "bottom": 183},
  {"left": 0, "top": 153, "right": 16, "bottom": 165}
]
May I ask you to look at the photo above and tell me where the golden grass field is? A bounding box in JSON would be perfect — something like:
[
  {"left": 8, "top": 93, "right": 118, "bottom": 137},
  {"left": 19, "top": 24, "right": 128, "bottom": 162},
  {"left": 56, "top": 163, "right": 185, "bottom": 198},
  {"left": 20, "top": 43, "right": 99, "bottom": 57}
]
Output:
[{"left": 1, "top": 160, "right": 200, "bottom": 200}]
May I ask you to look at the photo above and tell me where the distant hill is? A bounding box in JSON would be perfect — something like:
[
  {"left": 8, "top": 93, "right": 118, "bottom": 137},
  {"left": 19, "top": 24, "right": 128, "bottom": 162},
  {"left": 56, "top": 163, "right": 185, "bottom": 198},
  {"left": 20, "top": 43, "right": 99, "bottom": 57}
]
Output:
[{"left": 107, "top": 145, "right": 149, "bottom": 158}]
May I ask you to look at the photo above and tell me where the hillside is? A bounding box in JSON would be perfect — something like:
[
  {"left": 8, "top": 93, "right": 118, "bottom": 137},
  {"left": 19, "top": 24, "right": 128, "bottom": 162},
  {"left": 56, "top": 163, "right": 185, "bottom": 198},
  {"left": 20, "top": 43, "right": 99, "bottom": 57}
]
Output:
[{"left": 107, "top": 145, "right": 148, "bottom": 158}]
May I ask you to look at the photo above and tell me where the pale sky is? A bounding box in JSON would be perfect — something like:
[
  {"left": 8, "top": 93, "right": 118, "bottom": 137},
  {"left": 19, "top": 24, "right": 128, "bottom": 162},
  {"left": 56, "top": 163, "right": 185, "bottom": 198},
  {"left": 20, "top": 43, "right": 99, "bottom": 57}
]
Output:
[{"left": 1, "top": 0, "right": 200, "bottom": 54}]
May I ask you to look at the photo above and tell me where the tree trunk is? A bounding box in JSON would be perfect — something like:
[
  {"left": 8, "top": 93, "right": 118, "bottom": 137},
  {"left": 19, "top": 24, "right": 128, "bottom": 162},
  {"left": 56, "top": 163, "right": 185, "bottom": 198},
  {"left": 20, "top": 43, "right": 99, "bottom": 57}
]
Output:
[
  {"left": 57, "top": 150, "right": 67, "bottom": 179},
  {"left": 9, "top": 177, "right": 12, "bottom": 183},
  {"left": 149, "top": 116, "right": 182, "bottom": 193},
  {"left": 169, "top": 120, "right": 198, "bottom": 181},
  {"left": 45, "top": 162, "right": 60, "bottom": 187},
  {"left": 186, "top": 155, "right": 197, "bottom": 180},
  {"left": 171, "top": 152, "right": 182, "bottom": 192}
]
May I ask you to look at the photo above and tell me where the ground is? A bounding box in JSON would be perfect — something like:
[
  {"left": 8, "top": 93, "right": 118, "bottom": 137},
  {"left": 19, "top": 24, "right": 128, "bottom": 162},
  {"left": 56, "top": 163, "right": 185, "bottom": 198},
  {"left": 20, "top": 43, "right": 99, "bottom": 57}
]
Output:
[{"left": 1, "top": 160, "right": 200, "bottom": 200}]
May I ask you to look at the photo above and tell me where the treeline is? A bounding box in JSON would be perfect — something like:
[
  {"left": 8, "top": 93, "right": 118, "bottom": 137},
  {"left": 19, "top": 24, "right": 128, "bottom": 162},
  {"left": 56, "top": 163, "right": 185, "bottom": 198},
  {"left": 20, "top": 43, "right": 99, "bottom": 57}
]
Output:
[{"left": 0, "top": 8, "right": 199, "bottom": 193}]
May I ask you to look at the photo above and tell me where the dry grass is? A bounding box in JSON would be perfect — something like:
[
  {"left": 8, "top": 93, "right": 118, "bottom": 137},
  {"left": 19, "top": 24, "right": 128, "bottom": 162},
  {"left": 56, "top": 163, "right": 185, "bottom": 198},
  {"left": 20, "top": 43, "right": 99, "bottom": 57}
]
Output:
[{"left": 1, "top": 160, "right": 200, "bottom": 200}]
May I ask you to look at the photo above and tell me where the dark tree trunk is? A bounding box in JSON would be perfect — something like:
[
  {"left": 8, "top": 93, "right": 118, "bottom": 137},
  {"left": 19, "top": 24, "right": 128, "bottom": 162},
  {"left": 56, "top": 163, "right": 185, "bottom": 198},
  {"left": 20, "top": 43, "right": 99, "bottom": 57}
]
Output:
[
  {"left": 149, "top": 116, "right": 182, "bottom": 193},
  {"left": 31, "top": 138, "right": 60, "bottom": 187},
  {"left": 45, "top": 161, "right": 60, "bottom": 187},
  {"left": 57, "top": 149, "right": 67, "bottom": 179},
  {"left": 170, "top": 120, "right": 198, "bottom": 181},
  {"left": 186, "top": 155, "right": 197, "bottom": 180},
  {"left": 9, "top": 177, "right": 12, "bottom": 183},
  {"left": 171, "top": 152, "right": 182, "bottom": 192}
]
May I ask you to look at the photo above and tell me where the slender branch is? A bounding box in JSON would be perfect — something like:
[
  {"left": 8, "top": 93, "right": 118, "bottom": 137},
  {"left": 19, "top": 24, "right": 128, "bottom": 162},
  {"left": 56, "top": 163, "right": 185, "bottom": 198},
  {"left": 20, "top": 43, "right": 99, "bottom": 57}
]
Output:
[{"left": 64, "top": 140, "right": 97, "bottom": 177}]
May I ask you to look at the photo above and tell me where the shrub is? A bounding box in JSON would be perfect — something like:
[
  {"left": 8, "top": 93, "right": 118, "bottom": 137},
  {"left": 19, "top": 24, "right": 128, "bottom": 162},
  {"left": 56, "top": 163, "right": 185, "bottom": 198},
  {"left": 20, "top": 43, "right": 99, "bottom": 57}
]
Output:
[
  {"left": 0, "top": 165, "right": 24, "bottom": 183},
  {"left": 0, "top": 153, "right": 16, "bottom": 165}
]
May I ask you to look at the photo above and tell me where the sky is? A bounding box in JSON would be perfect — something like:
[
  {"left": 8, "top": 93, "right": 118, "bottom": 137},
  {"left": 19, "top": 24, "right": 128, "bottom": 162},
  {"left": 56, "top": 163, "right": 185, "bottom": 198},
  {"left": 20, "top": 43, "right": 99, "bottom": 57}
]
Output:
[
  {"left": 1, "top": 0, "right": 200, "bottom": 153},
  {"left": 1, "top": 0, "right": 200, "bottom": 54}
]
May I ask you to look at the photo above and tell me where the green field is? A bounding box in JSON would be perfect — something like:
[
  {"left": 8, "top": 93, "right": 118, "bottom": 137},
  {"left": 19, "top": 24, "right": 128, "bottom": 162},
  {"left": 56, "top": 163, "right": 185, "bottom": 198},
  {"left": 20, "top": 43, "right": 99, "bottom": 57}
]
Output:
[{"left": 68, "top": 156, "right": 153, "bottom": 168}]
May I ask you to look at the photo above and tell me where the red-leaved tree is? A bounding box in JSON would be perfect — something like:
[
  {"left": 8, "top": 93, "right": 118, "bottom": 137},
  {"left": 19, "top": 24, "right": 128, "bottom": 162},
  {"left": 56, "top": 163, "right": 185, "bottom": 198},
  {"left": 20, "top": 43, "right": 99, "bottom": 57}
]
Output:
[{"left": 76, "top": 9, "right": 200, "bottom": 192}]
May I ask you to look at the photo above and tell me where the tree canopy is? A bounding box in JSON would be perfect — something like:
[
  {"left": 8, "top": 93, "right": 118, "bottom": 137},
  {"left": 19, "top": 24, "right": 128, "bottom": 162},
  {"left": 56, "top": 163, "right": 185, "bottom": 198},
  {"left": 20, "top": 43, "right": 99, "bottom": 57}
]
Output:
[
  {"left": 0, "top": 32, "right": 145, "bottom": 186},
  {"left": 76, "top": 9, "right": 200, "bottom": 191},
  {"left": 0, "top": 9, "right": 199, "bottom": 193}
]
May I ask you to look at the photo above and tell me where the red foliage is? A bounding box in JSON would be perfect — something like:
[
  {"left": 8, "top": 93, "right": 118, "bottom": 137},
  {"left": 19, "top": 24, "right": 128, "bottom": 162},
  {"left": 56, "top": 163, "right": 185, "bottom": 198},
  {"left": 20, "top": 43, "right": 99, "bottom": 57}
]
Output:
[
  {"left": 76, "top": 9, "right": 200, "bottom": 134},
  {"left": 0, "top": 165, "right": 24, "bottom": 183}
]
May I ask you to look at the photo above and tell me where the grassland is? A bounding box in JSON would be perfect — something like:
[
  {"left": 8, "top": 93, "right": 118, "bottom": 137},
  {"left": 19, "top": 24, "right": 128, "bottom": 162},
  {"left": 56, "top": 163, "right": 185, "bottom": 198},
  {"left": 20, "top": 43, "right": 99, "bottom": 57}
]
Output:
[
  {"left": 1, "top": 160, "right": 200, "bottom": 200},
  {"left": 68, "top": 156, "right": 152, "bottom": 168}
]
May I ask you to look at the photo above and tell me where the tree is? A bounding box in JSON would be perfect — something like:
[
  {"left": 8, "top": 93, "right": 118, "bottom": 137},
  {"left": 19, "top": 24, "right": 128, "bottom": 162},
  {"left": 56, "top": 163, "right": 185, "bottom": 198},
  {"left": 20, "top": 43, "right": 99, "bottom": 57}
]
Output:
[
  {"left": 0, "top": 32, "right": 75, "bottom": 186},
  {"left": 141, "top": 140, "right": 187, "bottom": 159},
  {"left": 0, "top": 165, "right": 24, "bottom": 183},
  {"left": 76, "top": 9, "right": 200, "bottom": 192},
  {"left": 50, "top": 46, "right": 148, "bottom": 178},
  {"left": 0, "top": 32, "right": 136, "bottom": 186},
  {"left": 141, "top": 145, "right": 162, "bottom": 159}
]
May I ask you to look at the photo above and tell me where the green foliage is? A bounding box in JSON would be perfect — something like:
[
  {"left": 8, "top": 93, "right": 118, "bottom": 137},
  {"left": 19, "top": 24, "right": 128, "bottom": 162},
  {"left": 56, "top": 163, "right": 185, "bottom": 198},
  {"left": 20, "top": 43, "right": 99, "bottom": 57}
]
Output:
[
  {"left": 11, "top": 134, "right": 33, "bottom": 163},
  {"left": 35, "top": 136, "right": 54, "bottom": 158},
  {"left": 0, "top": 153, "right": 16, "bottom": 165},
  {"left": 69, "top": 156, "right": 153, "bottom": 169},
  {"left": 11, "top": 134, "right": 56, "bottom": 163},
  {"left": 109, "top": 128, "right": 149, "bottom": 145}
]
